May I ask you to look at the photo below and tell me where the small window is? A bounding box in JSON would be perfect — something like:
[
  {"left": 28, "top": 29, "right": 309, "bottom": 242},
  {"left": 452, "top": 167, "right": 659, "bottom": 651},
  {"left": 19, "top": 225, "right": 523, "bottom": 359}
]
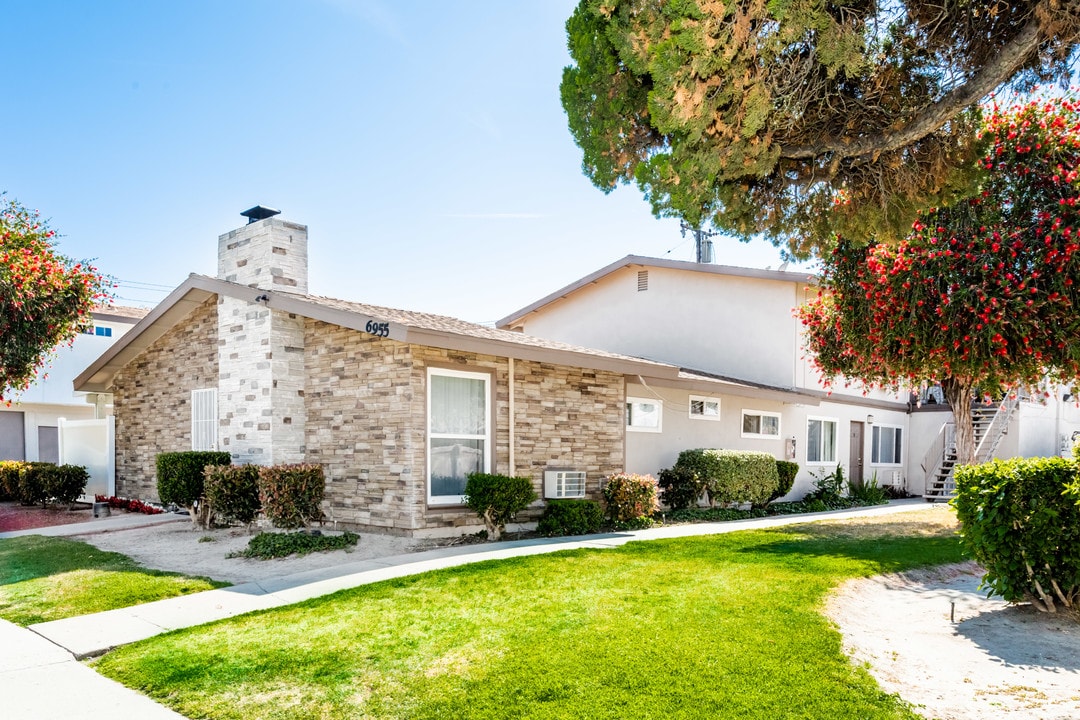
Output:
[
  {"left": 191, "top": 388, "right": 218, "bottom": 451},
  {"left": 95, "top": 326, "right": 113, "bottom": 337},
  {"left": 626, "top": 397, "right": 662, "bottom": 432},
  {"left": 807, "top": 416, "right": 838, "bottom": 464},
  {"left": 637, "top": 270, "right": 648, "bottom": 291},
  {"left": 872, "top": 425, "right": 903, "bottom": 465},
  {"left": 742, "top": 410, "right": 781, "bottom": 438},
  {"left": 689, "top": 395, "right": 720, "bottom": 421}
]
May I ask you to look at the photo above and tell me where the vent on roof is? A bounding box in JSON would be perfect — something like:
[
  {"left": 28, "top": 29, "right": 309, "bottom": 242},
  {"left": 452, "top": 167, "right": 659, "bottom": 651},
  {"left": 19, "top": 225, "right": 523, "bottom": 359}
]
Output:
[
  {"left": 240, "top": 205, "right": 281, "bottom": 224},
  {"left": 637, "top": 270, "right": 648, "bottom": 291}
]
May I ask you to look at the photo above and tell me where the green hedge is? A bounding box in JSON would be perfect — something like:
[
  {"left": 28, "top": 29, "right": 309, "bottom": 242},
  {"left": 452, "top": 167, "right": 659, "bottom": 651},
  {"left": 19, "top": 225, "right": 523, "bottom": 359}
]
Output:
[
  {"left": 0, "top": 461, "right": 25, "bottom": 501},
  {"left": 156, "top": 451, "right": 231, "bottom": 509},
  {"left": 204, "top": 464, "right": 261, "bottom": 526},
  {"left": 675, "top": 449, "right": 779, "bottom": 507},
  {"left": 258, "top": 464, "right": 326, "bottom": 530},
  {"left": 464, "top": 473, "right": 537, "bottom": 541},
  {"left": 537, "top": 499, "right": 604, "bottom": 536},
  {"left": 954, "top": 456, "right": 1080, "bottom": 614},
  {"left": 656, "top": 465, "right": 704, "bottom": 510},
  {"left": 43, "top": 464, "right": 89, "bottom": 508}
]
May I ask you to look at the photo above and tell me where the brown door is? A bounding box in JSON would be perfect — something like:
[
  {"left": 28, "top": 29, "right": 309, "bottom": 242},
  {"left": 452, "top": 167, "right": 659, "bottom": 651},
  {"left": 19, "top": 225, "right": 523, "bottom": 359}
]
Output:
[{"left": 849, "top": 421, "right": 864, "bottom": 488}]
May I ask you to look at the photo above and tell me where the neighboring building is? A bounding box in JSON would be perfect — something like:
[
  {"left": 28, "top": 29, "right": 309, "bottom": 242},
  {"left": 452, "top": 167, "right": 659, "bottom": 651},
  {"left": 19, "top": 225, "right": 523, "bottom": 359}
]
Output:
[
  {"left": 497, "top": 256, "right": 1080, "bottom": 498},
  {"left": 0, "top": 304, "right": 146, "bottom": 463}
]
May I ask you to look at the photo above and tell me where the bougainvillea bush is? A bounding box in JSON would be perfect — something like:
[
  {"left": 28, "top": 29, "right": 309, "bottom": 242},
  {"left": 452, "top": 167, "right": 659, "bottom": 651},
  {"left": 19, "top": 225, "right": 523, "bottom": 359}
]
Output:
[
  {"left": 799, "top": 97, "right": 1080, "bottom": 463},
  {"left": 0, "top": 195, "right": 110, "bottom": 400}
]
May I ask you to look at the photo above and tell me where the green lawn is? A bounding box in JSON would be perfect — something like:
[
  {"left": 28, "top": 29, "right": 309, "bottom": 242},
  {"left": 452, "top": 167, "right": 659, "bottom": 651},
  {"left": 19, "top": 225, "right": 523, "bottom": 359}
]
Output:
[
  {"left": 95, "top": 509, "right": 964, "bottom": 719},
  {"left": 0, "top": 535, "right": 228, "bottom": 626}
]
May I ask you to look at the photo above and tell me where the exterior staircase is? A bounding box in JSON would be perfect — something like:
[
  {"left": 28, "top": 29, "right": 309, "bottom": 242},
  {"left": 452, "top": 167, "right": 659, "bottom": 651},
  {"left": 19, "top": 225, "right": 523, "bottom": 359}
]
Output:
[{"left": 921, "top": 394, "right": 1024, "bottom": 501}]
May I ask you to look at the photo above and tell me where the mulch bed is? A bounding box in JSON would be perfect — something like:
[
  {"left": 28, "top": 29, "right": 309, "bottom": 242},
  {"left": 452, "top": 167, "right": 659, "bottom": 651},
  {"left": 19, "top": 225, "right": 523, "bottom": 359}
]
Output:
[{"left": 0, "top": 500, "right": 96, "bottom": 532}]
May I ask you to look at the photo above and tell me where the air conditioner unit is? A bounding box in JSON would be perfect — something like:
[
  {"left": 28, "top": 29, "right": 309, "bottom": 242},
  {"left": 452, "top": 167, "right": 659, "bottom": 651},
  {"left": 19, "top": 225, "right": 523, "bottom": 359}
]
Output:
[{"left": 544, "top": 470, "right": 586, "bottom": 499}]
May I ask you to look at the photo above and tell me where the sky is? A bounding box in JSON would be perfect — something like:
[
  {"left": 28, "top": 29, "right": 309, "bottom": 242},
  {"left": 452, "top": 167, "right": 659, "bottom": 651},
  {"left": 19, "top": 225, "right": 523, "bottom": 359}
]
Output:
[{"left": 4, "top": 0, "right": 805, "bottom": 324}]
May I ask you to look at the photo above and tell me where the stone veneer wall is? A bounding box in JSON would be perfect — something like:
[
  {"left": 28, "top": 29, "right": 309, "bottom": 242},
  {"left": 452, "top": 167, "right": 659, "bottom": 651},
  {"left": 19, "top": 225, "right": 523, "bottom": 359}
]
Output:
[
  {"left": 112, "top": 298, "right": 218, "bottom": 499},
  {"left": 305, "top": 320, "right": 625, "bottom": 535}
]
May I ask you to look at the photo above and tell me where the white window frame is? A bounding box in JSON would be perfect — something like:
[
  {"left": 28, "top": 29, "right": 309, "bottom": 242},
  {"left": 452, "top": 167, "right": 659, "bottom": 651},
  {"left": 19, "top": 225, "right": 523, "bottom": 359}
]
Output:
[
  {"left": 871, "top": 424, "right": 903, "bottom": 466},
  {"left": 806, "top": 416, "right": 839, "bottom": 465},
  {"left": 626, "top": 396, "right": 663, "bottom": 433},
  {"left": 427, "top": 367, "right": 491, "bottom": 505},
  {"left": 688, "top": 395, "right": 720, "bottom": 421},
  {"left": 191, "top": 388, "right": 218, "bottom": 451},
  {"left": 741, "top": 409, "right": 781, "bottom": 439}
]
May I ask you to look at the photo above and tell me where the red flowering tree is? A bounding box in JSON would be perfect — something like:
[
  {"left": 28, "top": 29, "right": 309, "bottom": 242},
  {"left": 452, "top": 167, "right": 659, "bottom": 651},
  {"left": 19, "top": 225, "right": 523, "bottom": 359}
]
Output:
[
  {"left": 0, "top": 196, "right": 109, "bottom": 400},
  {"left": 799, "top": 97, "right": 1080, "bottom": 464}
]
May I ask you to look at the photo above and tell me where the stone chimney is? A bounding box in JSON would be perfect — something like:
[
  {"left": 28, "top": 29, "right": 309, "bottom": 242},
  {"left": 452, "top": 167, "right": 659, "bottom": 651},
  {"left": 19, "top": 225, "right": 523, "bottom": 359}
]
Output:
[
  {"left": 217, "top": 206, "right": 308, "bottom": 294},
  {"left": 216, "top": 207, "right": 307, "bottom": 466}
]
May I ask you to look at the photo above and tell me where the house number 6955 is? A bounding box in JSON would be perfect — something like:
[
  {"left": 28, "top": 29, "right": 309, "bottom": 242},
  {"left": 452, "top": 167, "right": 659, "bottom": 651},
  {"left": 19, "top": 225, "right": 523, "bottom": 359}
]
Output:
[{"left": 365, "top": 320, "right": 390, "bottom": 338}]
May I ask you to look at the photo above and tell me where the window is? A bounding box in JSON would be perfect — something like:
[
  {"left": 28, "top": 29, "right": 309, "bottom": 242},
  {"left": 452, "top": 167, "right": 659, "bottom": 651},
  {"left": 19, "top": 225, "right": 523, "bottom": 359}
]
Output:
[
  {"left": 80, "top": 326, "right": 113, "bottom": 337},
  {"left": 428, "top": 368, "right": 491, "bottom": 504},
  {"left": 689, "top": 395, "right": 720, "bottom": 421},
  {"left": 626, "top": 397, "right": 662, "bottom": 432},
  {"left": 806, "top": 417, "right": 838, "bottom": 464},
  {"left": 191, "top": 388, "right": 218, "bottom": 451},
  {"left": 872, "top": 425, "right": 903, "bottom": 465},
  {"left": 741, "top": 410, "right": 781, "bottom": 438}
]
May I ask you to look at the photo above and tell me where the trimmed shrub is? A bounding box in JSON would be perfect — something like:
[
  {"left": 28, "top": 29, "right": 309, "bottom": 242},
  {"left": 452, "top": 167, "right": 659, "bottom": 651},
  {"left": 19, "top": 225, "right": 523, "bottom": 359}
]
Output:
[
  {"left": 204, "top": 464, "right": 261, "bottom": 526},
  {"left": 537, "top": 499, "right": 604, "bottom": 536},
  {"left": 156, "top": 451, "right": 230, "bottom": 527},
  {"left": 954, "top": 456, "right": 1080, "bottom": 614},
  {"left": 657, "top": 465, "right": 705, "bottom": 510},
  {"left": 258, "top": 463, "right": 326, "bottom": 529},
  {"left": 464, "top": 473, "right": 537, "bottom": 541},
  {"left": 774, "top": 460, "right": 799, "bottom": 501},
  {"left": 0, "top": 460, "right": 27, "bottom": 501},
  {"left": 676, "top": 449, "right": 779, "bottom": 507},
  {"left": 602, "top": 472, "right": 659, "bottom": 528},
  {"left": 17, "top": 462, "right": 52, "bottom": 507},
  {"left": 43, "top": 464, "right": 89, "bottom": 508}
]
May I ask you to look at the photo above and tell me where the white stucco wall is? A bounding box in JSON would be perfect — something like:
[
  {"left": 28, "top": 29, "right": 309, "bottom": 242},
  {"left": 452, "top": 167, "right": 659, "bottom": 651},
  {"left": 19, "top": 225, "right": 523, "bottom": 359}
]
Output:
[{"left": 624, "top": 382, "right": 912, "bottom": 501}]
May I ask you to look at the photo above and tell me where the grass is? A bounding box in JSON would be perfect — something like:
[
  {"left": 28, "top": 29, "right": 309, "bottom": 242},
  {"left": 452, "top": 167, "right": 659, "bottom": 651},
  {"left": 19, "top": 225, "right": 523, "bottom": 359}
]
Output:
[
  {"left": 94, "top": 508, "right": 964, "bottom": 719},
  {"left": 0, "top": 535, "right": 228, "bottom": 626}
]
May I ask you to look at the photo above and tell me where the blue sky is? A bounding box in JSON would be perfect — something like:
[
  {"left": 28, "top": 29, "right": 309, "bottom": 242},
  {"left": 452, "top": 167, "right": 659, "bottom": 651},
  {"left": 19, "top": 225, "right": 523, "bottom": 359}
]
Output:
[{"left": 5, "top": 1, "right": 801, "bottom": 323}]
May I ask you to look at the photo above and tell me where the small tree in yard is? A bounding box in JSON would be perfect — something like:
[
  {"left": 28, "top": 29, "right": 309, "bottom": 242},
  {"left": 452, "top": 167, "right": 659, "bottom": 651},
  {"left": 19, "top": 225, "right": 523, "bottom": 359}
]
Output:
[
  {"left": 464, "top": 473, "right": 537, "bottom": 541},
  {"left": 800, "top": 98, "right": 1080, "bottom": 465},
  {"left": 1, "top": 196, "right": 110, "bottom": 400}
]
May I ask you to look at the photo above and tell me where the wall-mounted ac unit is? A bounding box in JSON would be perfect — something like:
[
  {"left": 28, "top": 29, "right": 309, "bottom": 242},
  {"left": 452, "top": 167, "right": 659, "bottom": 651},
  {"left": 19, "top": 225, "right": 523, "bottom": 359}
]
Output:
[{"left": 544, "top": 470, "right": 586, "bottom": 499}]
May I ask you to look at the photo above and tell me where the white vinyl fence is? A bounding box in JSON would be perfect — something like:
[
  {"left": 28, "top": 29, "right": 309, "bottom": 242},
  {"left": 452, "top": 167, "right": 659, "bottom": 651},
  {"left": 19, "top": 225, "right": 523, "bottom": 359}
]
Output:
[{"left": 58, "top": 416, "right": 115, "bottom": 498}]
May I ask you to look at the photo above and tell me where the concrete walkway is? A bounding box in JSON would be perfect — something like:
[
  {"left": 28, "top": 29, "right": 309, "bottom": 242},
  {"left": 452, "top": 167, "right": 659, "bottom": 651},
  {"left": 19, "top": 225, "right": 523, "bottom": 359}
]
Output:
[{"left": 3, "top": 499, "right": 933, "bottom": 719}]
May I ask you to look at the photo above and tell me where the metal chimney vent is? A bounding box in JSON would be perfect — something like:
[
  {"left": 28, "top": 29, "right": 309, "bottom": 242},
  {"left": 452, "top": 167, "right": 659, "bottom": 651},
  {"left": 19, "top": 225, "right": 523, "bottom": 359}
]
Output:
[{"left": 240, "top": 205, "right": 281, "bottom": 224}]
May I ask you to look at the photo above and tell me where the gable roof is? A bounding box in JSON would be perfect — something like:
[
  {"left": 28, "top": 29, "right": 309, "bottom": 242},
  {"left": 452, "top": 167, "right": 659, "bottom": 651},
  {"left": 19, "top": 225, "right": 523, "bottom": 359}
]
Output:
[
  {"left": 496, "top": 254, "right": 816, "bottom": 330},
  {"left": 74, "top": 274, "right": 681, "bottom": 393},
  {"left": 91, "top": 304, "right": 150, "bottom": 323}
]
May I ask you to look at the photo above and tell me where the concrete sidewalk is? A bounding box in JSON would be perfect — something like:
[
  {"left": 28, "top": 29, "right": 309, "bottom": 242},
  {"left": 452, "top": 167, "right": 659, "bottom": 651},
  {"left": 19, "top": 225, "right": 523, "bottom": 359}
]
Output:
[{"left": 3, "top": 499, "right": 933, "bottom": 719}]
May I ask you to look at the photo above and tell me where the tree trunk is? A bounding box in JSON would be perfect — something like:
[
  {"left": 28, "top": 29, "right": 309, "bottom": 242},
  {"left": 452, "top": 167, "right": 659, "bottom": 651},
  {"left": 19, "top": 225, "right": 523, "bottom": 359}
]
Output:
[{"left": 941, "top": 376, "right": 976, "bottom": 465}]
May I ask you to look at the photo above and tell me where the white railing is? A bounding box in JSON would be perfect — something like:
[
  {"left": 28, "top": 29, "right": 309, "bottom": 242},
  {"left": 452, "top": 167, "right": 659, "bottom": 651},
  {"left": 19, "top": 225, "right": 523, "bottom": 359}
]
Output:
[
  {"left": 973, "top": 392, "right": 1025, "bottom": 464},
  {"left": 921, "top": 422, "right": 955, "bottom": 496}
]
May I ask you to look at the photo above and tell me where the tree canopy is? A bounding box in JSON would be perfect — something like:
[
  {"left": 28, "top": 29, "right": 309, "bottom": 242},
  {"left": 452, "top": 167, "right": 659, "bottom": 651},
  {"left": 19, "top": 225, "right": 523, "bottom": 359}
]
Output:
[
  {"left": 561, "top": 0, "right": 1080, "bottom": 257},
  {"left": 0, "top": 196, "right": 109, "bottom": 400},
  {"left": 798, "top": 97, "right": 1080, "bottom": 462}
]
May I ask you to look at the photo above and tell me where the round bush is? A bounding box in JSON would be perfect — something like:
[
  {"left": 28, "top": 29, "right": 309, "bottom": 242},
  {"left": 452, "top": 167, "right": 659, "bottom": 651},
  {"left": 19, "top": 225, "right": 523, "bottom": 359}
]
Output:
[
  {"left": 602, "top": 472, "right": 659, "bottom": 525},
  {"left": 537, "top": 499, "right": 604, "bottom": 536},
  {"left": 657, "top": 465, "right": 704, "bottom": 510},
  {"left": 464, "top": 473, "right": 537, "bottom": 541}
]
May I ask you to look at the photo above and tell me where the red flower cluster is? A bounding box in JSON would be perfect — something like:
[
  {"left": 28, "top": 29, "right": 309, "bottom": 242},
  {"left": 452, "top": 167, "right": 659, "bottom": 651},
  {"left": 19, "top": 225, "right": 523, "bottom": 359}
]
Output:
[
  {"left": 95, "top": 494, "right": 165, "bottom": 515},
  {"left": 799, "top": 96, "right": 1080, "bottom": 396}
]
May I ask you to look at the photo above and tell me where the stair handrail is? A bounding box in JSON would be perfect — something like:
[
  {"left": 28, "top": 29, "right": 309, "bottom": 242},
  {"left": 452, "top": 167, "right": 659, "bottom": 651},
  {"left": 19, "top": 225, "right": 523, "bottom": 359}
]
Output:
[
  {"left": 920, "top": 421, "right": 955, "bottom": 496},
  {"left": 973, "top": 391, "right": 1027, "bottom": 464}
]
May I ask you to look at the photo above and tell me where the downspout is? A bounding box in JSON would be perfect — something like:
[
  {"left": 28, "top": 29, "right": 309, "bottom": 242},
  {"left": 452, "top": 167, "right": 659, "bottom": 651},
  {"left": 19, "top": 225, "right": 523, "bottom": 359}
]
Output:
[{"left": 509, "top": 357, "right": 516, "bottom": 475}]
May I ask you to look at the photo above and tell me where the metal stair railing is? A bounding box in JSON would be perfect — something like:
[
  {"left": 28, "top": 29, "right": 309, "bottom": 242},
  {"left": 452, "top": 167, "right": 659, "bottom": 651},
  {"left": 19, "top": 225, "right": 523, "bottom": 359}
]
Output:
[
  {"left": 921, "top": 422, "right": 955, "bottom": 497},
  {"left": 973, "top": 392, "right": 1025, "bottom": 464}
]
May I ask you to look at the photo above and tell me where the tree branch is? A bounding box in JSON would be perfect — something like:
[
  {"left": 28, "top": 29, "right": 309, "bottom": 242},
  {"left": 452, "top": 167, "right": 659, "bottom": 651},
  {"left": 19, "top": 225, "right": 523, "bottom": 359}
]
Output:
[{"left": 779, "top": 14, "right": 1046, "bottom": 163}]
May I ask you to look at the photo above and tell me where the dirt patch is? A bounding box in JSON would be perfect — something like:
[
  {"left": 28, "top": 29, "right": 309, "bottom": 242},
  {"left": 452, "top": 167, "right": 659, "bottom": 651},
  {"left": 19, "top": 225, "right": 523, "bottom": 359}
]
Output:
[
  {"left": 74, "top": 521, "right": 426, "bottom": 585},
  {"left": 0, "top": 500, "right": 98, "bottom": 532},
  {"left": 826, "top": 562, "right": 1080, "bottom": 719}
]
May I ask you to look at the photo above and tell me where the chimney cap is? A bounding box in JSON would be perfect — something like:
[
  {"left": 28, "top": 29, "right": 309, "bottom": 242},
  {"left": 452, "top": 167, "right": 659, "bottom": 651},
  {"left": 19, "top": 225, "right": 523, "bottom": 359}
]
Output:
[{"left": 240, "top": 205, "right": 281, "bottom": 224}]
